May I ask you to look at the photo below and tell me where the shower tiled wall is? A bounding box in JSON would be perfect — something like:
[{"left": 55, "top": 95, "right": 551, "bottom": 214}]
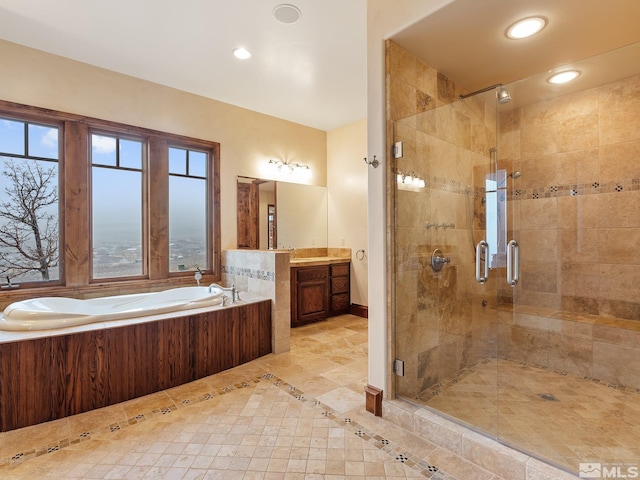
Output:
[
  {"left": 498, "top": 74, "right": 640, "bottom": 321},
  {"left": 389, "top": 39, "right": 640, "bottom": 394},
  {"left": 388, "top": 41, "right": 498, "bottom": 398},
  {"left": 495, "top": 73, "right": 640, "bottom": 389}
]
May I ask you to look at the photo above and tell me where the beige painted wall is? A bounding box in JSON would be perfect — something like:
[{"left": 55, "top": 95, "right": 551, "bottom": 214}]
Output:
[
  {"left": 0, "top": 40, "right": 327, "bottom": 251},
  {"left": 327, "top": 118, "right": 368, "bottom": 306}
]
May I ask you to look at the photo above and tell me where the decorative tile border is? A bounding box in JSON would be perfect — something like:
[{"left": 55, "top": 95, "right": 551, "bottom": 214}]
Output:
[
  {"left": 222, "top": 265, "right": 275, "bottom": 282},
  {"left": 270, "top": 373, "right": 448, "bottom": 479},
  {"left": 0, "top": 371, "right": 449, "bottom": 478},
  {"left": 508, "top": 177, "right": 640, "bottom": 200},
  {"left": 413, "top": 174, "right": 640, "bottom": 200}
]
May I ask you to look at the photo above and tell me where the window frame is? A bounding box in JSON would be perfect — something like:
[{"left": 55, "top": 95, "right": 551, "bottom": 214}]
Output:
[
  {"left": 167, "top": 139, "right": 220, "bottom": 279},
  {"left": 0, "top": 100, "right": 221, "bottom": 297},
  {"left": 89, "top": 128, "right": 148, "bottom": 283},
  {"left": 0, "top": 111, "right": 65, "bottom": 288}
]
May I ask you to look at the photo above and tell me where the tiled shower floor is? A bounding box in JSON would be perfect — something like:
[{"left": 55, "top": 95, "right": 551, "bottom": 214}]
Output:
[{"left": 412, "top": 358, "right": 640, "bottom": 472}]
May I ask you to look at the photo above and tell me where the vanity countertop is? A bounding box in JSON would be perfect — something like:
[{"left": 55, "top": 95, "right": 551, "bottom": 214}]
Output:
[{"left": 289, "top": 256, "right": 350, "bottom": 267}]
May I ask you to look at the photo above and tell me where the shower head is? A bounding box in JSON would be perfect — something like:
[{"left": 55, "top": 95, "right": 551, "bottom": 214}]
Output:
[
  {"left": 509, "top": 171, "right": 521, "bottom": 179},
  {"left": 498, "top": 86, "right": 511, "bottom": 104},
  {"left": 459, "top": 83, "right": 512, "bottom": 104}
]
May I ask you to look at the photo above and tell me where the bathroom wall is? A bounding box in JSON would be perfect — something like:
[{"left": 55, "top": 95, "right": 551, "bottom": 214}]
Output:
[
  {"left": 498, "top": 74, "right": 640, "bottom": 321},
  {"left": 495, "top": 73, "right": 640, "bottom": 389},
  {"left": 0, "top": 39, "right": 327, "bottom": 252},
  {"left": 387, "top": 41, "right": 498, "bottom": 397},
  {"left": 327, "top": 118, "right": 368, "bottom": 307}
]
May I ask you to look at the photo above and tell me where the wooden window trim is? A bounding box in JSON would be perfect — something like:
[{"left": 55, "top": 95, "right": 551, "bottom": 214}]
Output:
[
  {"left": 89, "top": 129, "right": 148, "bottom": 283},
  {"left": 0, "top": 99, "right": 221, "bottom": 304},
  {"left": 167, "top": 139, "right": 220, "bottom": 279},
  {"left": 0, "top": 110, "right": 65, "bottom": 288}
]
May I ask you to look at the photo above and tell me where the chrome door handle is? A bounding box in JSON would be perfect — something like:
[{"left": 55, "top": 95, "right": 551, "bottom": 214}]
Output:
[
  {"left": 506, "top": 239, "right": 519, "bottom": 286},
  {"left": 475, "top": 240, "right": 489, "bottom": 284}
]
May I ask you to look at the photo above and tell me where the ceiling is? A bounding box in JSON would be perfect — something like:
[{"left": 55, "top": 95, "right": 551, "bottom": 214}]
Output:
[
  {"left": 2, "top": 1, "right": 639, "bottom": 130},
  {"left": 392, "top": 0, "right": 640, "bottom": 106},
  {"left": 0, "top": 0, "right": 366, "bottom": 132}
]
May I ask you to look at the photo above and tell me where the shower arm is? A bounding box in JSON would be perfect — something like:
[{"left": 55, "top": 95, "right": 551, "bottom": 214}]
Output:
[{"left": 460, "top": 83, "right": 504, "bottom": 101}]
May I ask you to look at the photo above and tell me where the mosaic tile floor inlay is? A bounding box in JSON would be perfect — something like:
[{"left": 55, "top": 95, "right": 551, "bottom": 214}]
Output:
[{"left": 0, "top": 315, "right": 471, "bottom": 480}]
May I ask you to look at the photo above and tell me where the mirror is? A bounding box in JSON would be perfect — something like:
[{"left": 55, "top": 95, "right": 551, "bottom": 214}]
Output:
[{"left": 237, "top": 176, "right": 328, "bottom": 250}]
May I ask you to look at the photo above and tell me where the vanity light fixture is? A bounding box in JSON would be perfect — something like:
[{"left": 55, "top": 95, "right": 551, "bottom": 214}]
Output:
[
  {"left": 548, "top": 70, "right": 580, "bottom": 84},
  {"left": 506, "top": 16, "right": 547, "bottom": 39},
  {"left": 233, "top": 47, "right": 252, "bottom": 60},
  {"left": 268, "top": 158, "right": 310, "bottom": 176}
]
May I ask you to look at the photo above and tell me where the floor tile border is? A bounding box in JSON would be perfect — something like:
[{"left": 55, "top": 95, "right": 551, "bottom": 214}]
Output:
[
  {"left": 0, "top": 378, "right": 260, "bottom": 470},
  {"left": 1, "top": 371, "right": 452, "bottom": 479}
]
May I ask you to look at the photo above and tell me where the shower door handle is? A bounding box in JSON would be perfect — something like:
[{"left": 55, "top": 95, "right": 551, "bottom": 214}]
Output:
[
  {"left": 506, "top": 239, "right": 519, "bottom": 286},
  {"left": 475, "top": 240, "right": 489, "bottom": 284}
]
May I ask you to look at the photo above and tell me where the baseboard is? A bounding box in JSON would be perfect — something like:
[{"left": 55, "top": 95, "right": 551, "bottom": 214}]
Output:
[{"left": 349, "top": 304, "right": 368, "bottom": 318}]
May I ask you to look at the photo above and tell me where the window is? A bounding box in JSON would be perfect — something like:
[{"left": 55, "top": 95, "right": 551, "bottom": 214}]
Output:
[
  {"left": 91, "top": 133, "right": 145, "bottom": 279},
  {"left": 168, "top": 146, "right": 209, "bottom": 272},
  {"left": 0, "top": 117, "right": 60, "bottom": 284},
  {"left": 0, "top": 100, "right": 221, "bottom": 291}
]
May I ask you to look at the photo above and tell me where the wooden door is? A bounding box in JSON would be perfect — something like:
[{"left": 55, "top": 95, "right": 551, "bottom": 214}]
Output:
[{"left": 237, "top": 181, "right": 259, "bottom": 249}]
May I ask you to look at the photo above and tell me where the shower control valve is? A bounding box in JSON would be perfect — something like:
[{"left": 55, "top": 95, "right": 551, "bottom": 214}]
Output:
[{"left": 430, "top": 248, "right": 451, "bottom": 272}]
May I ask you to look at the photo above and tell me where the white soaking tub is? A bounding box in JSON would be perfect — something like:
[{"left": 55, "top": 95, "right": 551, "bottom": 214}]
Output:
[{"left": 0, "top": 286, "right": 225, "bottom": 331}]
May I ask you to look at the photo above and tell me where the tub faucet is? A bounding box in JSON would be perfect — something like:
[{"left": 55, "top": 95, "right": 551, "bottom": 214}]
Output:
[{"left": 208, "top": 283, "right": 237, "bottom": 304}]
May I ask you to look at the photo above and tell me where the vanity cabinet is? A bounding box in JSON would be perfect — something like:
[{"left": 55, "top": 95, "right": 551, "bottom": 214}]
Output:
[
  {"left": 291, "top": 261, "right": 350, "bottom": 327},
  {"left": 330, "top": 263, "right": 350, "bottom": 315}
]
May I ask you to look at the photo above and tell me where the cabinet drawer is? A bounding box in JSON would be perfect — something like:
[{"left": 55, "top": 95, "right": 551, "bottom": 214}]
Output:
[
  {"left": 331, "top": 263, "right": 349, "bottom": 277},
  {"left": 331, "top": 294, "right": 350, "bottom": 312},
  {"left": 296, "top": 266, "right": 329, "bottom": 282},
  {"left": 331, "top": 276, "right": 349, "bottom": 294}
]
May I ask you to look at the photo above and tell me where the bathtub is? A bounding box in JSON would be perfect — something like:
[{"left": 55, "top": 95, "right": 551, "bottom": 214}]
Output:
[{"left": 0, "top": 286, "right": 226, "bottom": 331}]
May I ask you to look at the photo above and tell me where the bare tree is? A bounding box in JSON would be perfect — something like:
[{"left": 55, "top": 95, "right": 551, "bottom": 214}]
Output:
[{"left": 0, "top": 158, "right": 59, "bottom": 281}]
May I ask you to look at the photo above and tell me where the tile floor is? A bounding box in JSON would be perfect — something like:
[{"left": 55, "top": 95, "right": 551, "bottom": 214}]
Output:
[
  {"left": 1, "top": 315, "right": 498, "bottom": 480},
  {"left": 415, "top": 358, "right": 640, "bottom": 472}
]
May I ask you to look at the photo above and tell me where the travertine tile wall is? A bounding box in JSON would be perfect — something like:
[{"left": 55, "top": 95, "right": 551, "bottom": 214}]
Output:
[
  {"left": 495, "top": 74, "right": 640, "bottom": 388},
  {"left": 387, "top": 40, "right": 498, "bottom": 398},
  {"left": 498, "top": 74, "right": 640, "bottom": 321},
  {"left": 222, "top": 249, "right": 290, "bottom": 354}
]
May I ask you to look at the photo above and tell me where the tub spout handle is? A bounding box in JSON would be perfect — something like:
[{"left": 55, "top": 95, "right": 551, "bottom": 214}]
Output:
[{"left": 208, "top": 283, "right": 237, "bottom": 304}]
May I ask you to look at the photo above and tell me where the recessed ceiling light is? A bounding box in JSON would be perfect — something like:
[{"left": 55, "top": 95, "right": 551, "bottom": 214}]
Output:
[
  {"left": 506, "top": 16, "right": 547, "bottom": 39},
  {"left": 273, "top": 4, "right": 301, "bottom": 24},
  {"left": 548, "top": 70, "right": 581, "bottom": 84},
  {"left": 233, "top": 47, "right": 252, "bottom": 60}
]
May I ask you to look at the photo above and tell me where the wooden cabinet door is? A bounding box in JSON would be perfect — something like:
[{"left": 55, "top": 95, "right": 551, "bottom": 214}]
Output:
[{"left": 291, "top": 266, "right": 329, "bottom": 326}]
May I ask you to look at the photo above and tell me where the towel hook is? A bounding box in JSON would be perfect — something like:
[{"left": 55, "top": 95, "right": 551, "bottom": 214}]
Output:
[{"left": 364, "top": 155, "right": 379, "bottom": 168}]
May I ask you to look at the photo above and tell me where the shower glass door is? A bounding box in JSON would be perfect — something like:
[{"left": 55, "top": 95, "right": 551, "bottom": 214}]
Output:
[
  {"left": 393, "top": 87, "right": 500, "bottom": 437},
  {"left": 390, "top": 38, "right": 640, "bottom": 476},
  {"left": 496, "top": 50, "right": 640, "bottom": 471}
]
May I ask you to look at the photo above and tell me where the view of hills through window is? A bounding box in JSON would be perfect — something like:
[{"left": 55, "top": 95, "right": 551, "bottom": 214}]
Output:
[{"left": 0, "top": 121, "right": 210, "bottom": 285}]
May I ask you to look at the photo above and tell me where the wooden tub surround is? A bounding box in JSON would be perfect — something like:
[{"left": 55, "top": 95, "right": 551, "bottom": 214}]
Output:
[{"left": 0, "top": 299, "right": 271, "bottom": 432}]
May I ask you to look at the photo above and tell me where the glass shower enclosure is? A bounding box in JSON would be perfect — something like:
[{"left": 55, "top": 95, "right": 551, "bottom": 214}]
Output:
[{"left": 392, "top": 43, "right": 640, "bottom": 473}]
